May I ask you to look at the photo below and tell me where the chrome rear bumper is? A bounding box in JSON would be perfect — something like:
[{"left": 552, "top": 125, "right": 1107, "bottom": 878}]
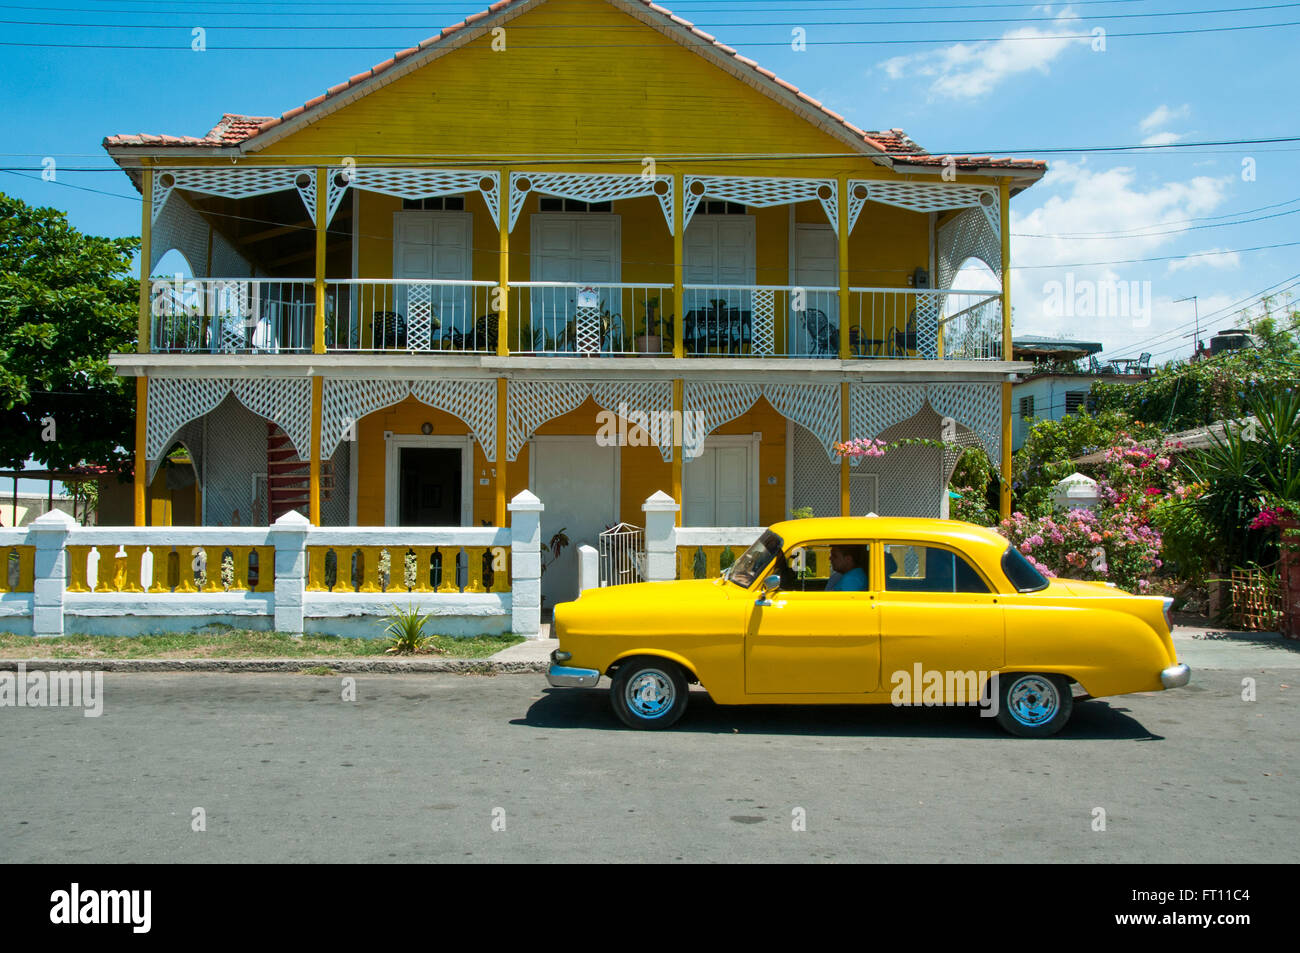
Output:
[
  {"left": 1160, "top": 663, "right": 1191, "bottom": 689},
  {"left": 546, "top": 651, "right": 601, "bottom": 688}
]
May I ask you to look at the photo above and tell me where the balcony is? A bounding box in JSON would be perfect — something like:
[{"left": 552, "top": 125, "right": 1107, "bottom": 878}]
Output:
[{"left": 148, "top": 279, "right": 1004, "bottom": 361}]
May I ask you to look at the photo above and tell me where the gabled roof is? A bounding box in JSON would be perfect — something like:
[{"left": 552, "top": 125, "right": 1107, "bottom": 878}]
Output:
[{"left": 104, "top": 0, "right": 1045, "bottom": 176}]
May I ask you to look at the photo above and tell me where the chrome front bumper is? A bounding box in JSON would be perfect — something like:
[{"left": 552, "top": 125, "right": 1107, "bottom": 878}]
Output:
[
  {"left": 1161, "top": 663, "right": 1191, "bottom": 689},
  {"left": 546, "top": 652, "right": 601, "bottom": 688}
]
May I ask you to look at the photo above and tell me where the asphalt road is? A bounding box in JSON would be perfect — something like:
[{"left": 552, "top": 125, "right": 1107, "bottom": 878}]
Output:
[{"left": 2, "top": 636, "right": 1297, "bottom": 863}]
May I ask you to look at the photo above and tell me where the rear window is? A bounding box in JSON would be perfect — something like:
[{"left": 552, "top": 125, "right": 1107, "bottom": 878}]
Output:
[{"left": 1002, "top": 546, "right": 1049, "bottom": 592}]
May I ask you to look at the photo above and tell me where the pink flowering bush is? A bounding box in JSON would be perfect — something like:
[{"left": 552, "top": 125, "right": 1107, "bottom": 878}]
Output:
[{"left": 1000, "top": 506, "right": 1163, "bottom": 593}]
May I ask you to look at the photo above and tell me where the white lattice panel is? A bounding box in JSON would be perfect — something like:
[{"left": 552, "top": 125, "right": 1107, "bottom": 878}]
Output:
[
  {"left": 683, "top": 176, "right": 839, "bottom": 233},
  {"left": 848, "top": 383, "right": 927, "bottom": 456},
  {"left": 295, "top": 169, "right": 351, "bottom": 228},
  {"left": 505, "top": 381, "right": 593, "bottom": 461},
  {"left": 508, "top": 172, "right": 673, "bottom": 233},
  {"left": 752, "top": 289, "right": 775, "bottom": 356},
  {"left": 682, "top": 382, "right": 762, "bottom": 459},
  {"left": 349, "top": 168, "right": 501, "bottom": 228},
  {"left": 848, "top": 404, "right": 943, "bottom": 517},
  {"left": 320, "top": 379, "right": 497, "bottom": 461},
  {"left": 147, "top": 377, "right": 311, "bottom": 463},
  {"left": 763, "top": 383, "right": 841, "bottom": 461},
  {"left": 791, "top": 422, "right": 842, "bottom": 518},
  {"left": 407, "top": 284, "right": 435, "bottom": 351},
  {"left": 591, "top": 381, "right": 675, "bottom": 461},
  {"left": 937, "top": 206, "right": 1003, "bottom": 290},
  {"left": 575, "top": 304, "right": 602, "bottom": 355},
  {"left": 915, "top": 291, "right": 941, "bottom": 360},
  {"left": 152, "top": 167, "right": 314, "bottom": 224},
  {"left": 150, "top": 193, "right": 211, "bottom": 275},
  {"left": 847, "top": 180, "right": 998, "bottom": 235},
  {"left": 928, "top": 382, "right": 1002, "bottom": 472}
]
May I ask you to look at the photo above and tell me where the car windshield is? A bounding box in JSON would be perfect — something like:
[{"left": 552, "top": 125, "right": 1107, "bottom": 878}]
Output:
[
  {"left": 1002, "top": 545, "right": 1050, "bottom": 592},
  {"left": 728, "top": 530, "right": 783, "bottom": 588}
]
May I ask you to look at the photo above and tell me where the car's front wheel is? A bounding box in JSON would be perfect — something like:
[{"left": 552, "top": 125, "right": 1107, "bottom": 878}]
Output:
[
  {"left": 995, "top": 672, "right": 1073, "bottom": 738},
  {"left": 610, "top": 658, "right": 688, "bottom": 730}
]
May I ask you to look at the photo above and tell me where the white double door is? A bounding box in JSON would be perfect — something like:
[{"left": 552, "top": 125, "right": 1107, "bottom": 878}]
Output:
[
  {"left": 683, "top": 436, "right": 758, "bottom": 527},
  {"left": 392, "top": 211, "right": 472, "bottom": 343},
  {"left": 530, "top": 215, "right": 621, "bottom": 349},
  {"left": 530, "top": 436, "right": 619, "bottom": 610}
]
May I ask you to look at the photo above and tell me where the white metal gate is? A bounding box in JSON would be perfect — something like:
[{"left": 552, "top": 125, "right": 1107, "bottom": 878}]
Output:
[{"left": 598, "top": 523, "right": 645, "bottom": 588}]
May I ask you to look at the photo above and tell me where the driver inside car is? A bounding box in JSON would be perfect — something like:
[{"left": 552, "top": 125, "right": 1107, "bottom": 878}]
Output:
[{"left": 825, "top": 545, "right": 868, "bottom": 592}]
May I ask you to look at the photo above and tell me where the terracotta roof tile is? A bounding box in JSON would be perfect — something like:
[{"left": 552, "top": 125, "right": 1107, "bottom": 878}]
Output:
[{"left": 101, "top": 0, "right": 1048, "bottom": 174}]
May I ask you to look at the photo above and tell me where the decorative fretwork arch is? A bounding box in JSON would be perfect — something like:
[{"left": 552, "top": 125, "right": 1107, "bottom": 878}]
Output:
[
  {"left": 343, "top": 168, "right": 501, "bottom": 228},
  {"left": 682, "top": 176, "right": 839, "bottom": 233},
  {"left": 152, "top": 167, "right": 319, "bottom": 226},
  {"left": 683, "top": 381, "right": 841, "bottom": 461},
  {"left": 936, "top": 206, "right": 1003, "bottom": 292},
  {"left": 146, "top": 377, "right": 312, "bottom": 464},
  {"left": 848, "top": 381, "right": 1002, "bottom": 472},
  {"left": 320, "top": 378, "right": 498, "bottom": 461},
  {"left": 848, "top": 383, "right": 927, "bottom": 461},
  {"left": 847, "top": 180, "right": 999, "bottom": 238},
  {"left": 508, "top": 172, "right": 673, "bottom": 233},
  {"left": 505, "top": 380, "right": 674, "bottom": 462}
]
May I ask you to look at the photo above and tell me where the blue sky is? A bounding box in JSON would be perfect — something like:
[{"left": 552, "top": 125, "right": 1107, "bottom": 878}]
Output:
[{"left": 2, "top": 0, "right": 1298, "bottom": 376}]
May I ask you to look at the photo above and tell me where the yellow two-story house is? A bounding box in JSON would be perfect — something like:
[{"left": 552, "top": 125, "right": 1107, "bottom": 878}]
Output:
[{"left": 105, "top": 0, "right": 1043, "bottom": 606}]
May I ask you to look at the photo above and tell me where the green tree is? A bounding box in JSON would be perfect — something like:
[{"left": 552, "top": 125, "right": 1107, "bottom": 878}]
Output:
[{"left": 0, "top": 192, "right": 139, "bottom": 472}]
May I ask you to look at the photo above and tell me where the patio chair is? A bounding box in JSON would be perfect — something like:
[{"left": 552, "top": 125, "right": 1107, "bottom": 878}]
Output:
[
  {"left": 1137, "top": 352, "right": 1152, "bottom": 372},
  {"left": 800, "top": 308, "right": 837, "bottom": 357},
  {"left": 468, "top": 313, "right": 500, "bottom": 352},
  {"left": 373, "top": 311, "right": 405, "bottom": 349}
]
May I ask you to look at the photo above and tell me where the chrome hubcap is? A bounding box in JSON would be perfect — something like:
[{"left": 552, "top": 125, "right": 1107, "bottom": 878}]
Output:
[
  {"left": 625, "top": 669, "right": 674, "bottom": 719},
  {"left": 1008, "top": 675, "right": 1059, "bottom": 727}
]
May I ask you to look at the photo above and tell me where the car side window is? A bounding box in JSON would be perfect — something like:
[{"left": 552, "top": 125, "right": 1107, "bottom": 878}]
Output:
[
  {"left": 781, "top": 543, "right": 870, "bottom": 593},
  {"left": 883, "top": 544, "right": 990, "bottom": 594}
]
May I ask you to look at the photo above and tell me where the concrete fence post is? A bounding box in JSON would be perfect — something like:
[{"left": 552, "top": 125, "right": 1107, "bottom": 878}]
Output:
[
  {"left": 576, "top": 544, "right": 599, "bottom": 595},
  {"left": 508, "top": 490, "right": 544, "bottom": 638},
  {"left": 642, "top": 490, "right": 680, "bottom": 583},
  {"left": 29, "top": 508, "right": 76, "bottom": 637},
  {"left": 270, "top": 510, "right": 310, "bottom": 634}
]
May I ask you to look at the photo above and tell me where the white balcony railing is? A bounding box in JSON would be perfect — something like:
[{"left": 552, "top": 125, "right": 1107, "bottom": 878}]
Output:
[
  {"left": 324, "top": 279, "right": 500, "bottom": 353},
  {"left": 149, "top": 278, "right": 315, "bottom": 353},
  {"left": 848, "top": 287, "right": 1004, "bottom": 360},
  {"left": 511, "top": 282, "right": 674, "bottom": 356}
]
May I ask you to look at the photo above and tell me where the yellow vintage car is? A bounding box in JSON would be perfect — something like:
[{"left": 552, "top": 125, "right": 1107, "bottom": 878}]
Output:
[{"left": 547, "top": 516, "right": 1190, "bottom": 736}]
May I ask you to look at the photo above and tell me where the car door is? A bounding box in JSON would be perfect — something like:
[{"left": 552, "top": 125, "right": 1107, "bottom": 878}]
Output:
[
  {"left": 876, "top": 541, "right": 1005, "bottom": 702},
  {"left": 744, "top": 541, "right": 880, "bottom": 694}
]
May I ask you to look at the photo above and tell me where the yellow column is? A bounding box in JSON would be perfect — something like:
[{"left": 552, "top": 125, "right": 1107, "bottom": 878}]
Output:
[
  {"left": 837, "top": 175, "right": 851, "bottom": 359},
  {"left": 672, "top": 172, "right": 685, "bottom": 359},
  {"left": 840, "top": 381, "right": 851, "bottom": 516},
  {"left": 309, "top": 375, "right": 323, "bottom": 526},
  {"left": 672, "top": 379, "right": 684, "bottom": 524},
  {"left": 134, "top": 378, "right": 148, "bottom": 526},
  {"left": 495, "top": 377, "right": 508, "bottom": 526},
  {"left": 134, "top": 166, "right": 153, "bottom": 526},
  {"left": 498, "top": 172, "right": 510, "bottom": 355},
  {"left": 999, "top": 179, "right": 1013, "bottom": 519},
  {"left": 314, "top": 167, "right": 327, "bottom": 355}
]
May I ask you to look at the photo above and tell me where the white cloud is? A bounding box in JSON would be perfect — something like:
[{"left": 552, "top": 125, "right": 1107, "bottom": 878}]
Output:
[
  {"left": 1140, "top": 103, "right": 1190, "bottom": 133},
  {"left": 877, "top": 9, "right": 1086, "bottom": 100},
  {"left": 1007, "top": 161, "right": 1236, "bottom": 355},
  {"left": 1167, "top": 249, "right": 1241, "bottom": 274},
  {"left": 1140, "top": 131, "right": 1183, "bottom": 147}
]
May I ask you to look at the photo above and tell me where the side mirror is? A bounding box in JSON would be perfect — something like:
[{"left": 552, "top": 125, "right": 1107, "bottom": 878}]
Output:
[{"left": 755, "top": 574, "right": 781, "bottom": 607}]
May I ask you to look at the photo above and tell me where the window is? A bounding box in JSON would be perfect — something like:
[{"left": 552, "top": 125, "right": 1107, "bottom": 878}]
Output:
[
  {"left": 538, "top": 198, "right": 613, "bottom": 212},
  {"left": 884, "top": 544, "right": 990, "bottom": 594},
  {"left": 698, "top": 201, "right": 747, "bottom": 215},
  {"left": 1020, "top": 395, "right": 1035, "bottom": 420},
  {"left": 1002, "top": 546, "right": 1049, "bottom": 592},
  {"left": 401, "top": 196, "right": 465, "bottom": 211},
  {"left": 777, "top": 542, "right": 870, "bottom": 593},
  {"left": 1064, "top": 391, "right": 1087, "bottom": 415}
]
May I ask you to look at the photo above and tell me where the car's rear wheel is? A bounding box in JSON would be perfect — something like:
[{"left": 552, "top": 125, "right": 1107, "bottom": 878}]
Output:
[
  {"left": 610, "top": 658, "right": 688, "bottom": 730},
  {"left": 995, "top": 672, "right": 1073, "bottom": 738}
]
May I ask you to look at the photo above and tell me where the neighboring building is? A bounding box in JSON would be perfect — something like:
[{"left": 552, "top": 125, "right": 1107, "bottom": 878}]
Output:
[{"left": 103, "top": 0, "right": 1043, "bottom": 604}]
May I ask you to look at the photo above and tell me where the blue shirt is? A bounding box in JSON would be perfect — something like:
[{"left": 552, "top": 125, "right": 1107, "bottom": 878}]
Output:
[{"left": 825, "top": 567, "right": 868, "bottom": 592}]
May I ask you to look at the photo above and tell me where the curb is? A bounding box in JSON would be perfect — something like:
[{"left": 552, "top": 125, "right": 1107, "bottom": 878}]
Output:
[{"left": 0, "top": 658, "right": 549, "bottom": 675}]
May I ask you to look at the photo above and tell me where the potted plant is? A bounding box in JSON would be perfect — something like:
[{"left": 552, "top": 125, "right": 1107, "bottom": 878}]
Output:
[{"left": 635, "top": 295, "right": 663, "bottom": 354}]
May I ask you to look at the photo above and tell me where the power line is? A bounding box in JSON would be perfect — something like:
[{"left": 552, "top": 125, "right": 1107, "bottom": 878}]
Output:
[
  {"left": 5, "top": 18, "right": 1300, "bottom": 48},
  {"left": 1014, "top": 202, "right": 1300, "bottom": 240},
  {"left": 1013, "top": 240, "right": 1300, "bottom": 269}
]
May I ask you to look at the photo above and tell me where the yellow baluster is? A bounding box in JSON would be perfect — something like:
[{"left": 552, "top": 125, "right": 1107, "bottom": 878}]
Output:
[
  {"left": 358, "top": 547, "right": 383, "bottom": 593},
  {"left": 253, "top": 546, "right": 275, "bottom": 593},
  {"left": 437, "top": 547, "right": 460, "bottom": 593},
  {"left": 201, "top": 546, "right": 226, "bottom": 592},
  {"left": 490, "top": 547, "right": 510, "bottom": 593},
  {"left": 0, "top": 548, "right": 11, "bottom": 594},
  {"left": 93, "top": 547, "right": 118, "bottom": 593},
  {"left": 306, "top": 546, "right": 330, "bottom": 592},
  {"left": 705, "top": 547, "right": 722, "bottom": 578},
  {"left": 465, "top": 547, "right": 487, "bottom": 593},
  {"left": 65, "top": 545, "right": 92, "bottom": 593},
  {"left": 228, "top": 546, "right": 252, "bottom": 591},
  {"left": 120, "top": 545, "right": 146, "bottom": 592},
  {"left": 410, "top": 547, "right": 436, "bottom": 592},
  {"left": 147, "top": 546, "right": 172, "bottom": 593}
]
